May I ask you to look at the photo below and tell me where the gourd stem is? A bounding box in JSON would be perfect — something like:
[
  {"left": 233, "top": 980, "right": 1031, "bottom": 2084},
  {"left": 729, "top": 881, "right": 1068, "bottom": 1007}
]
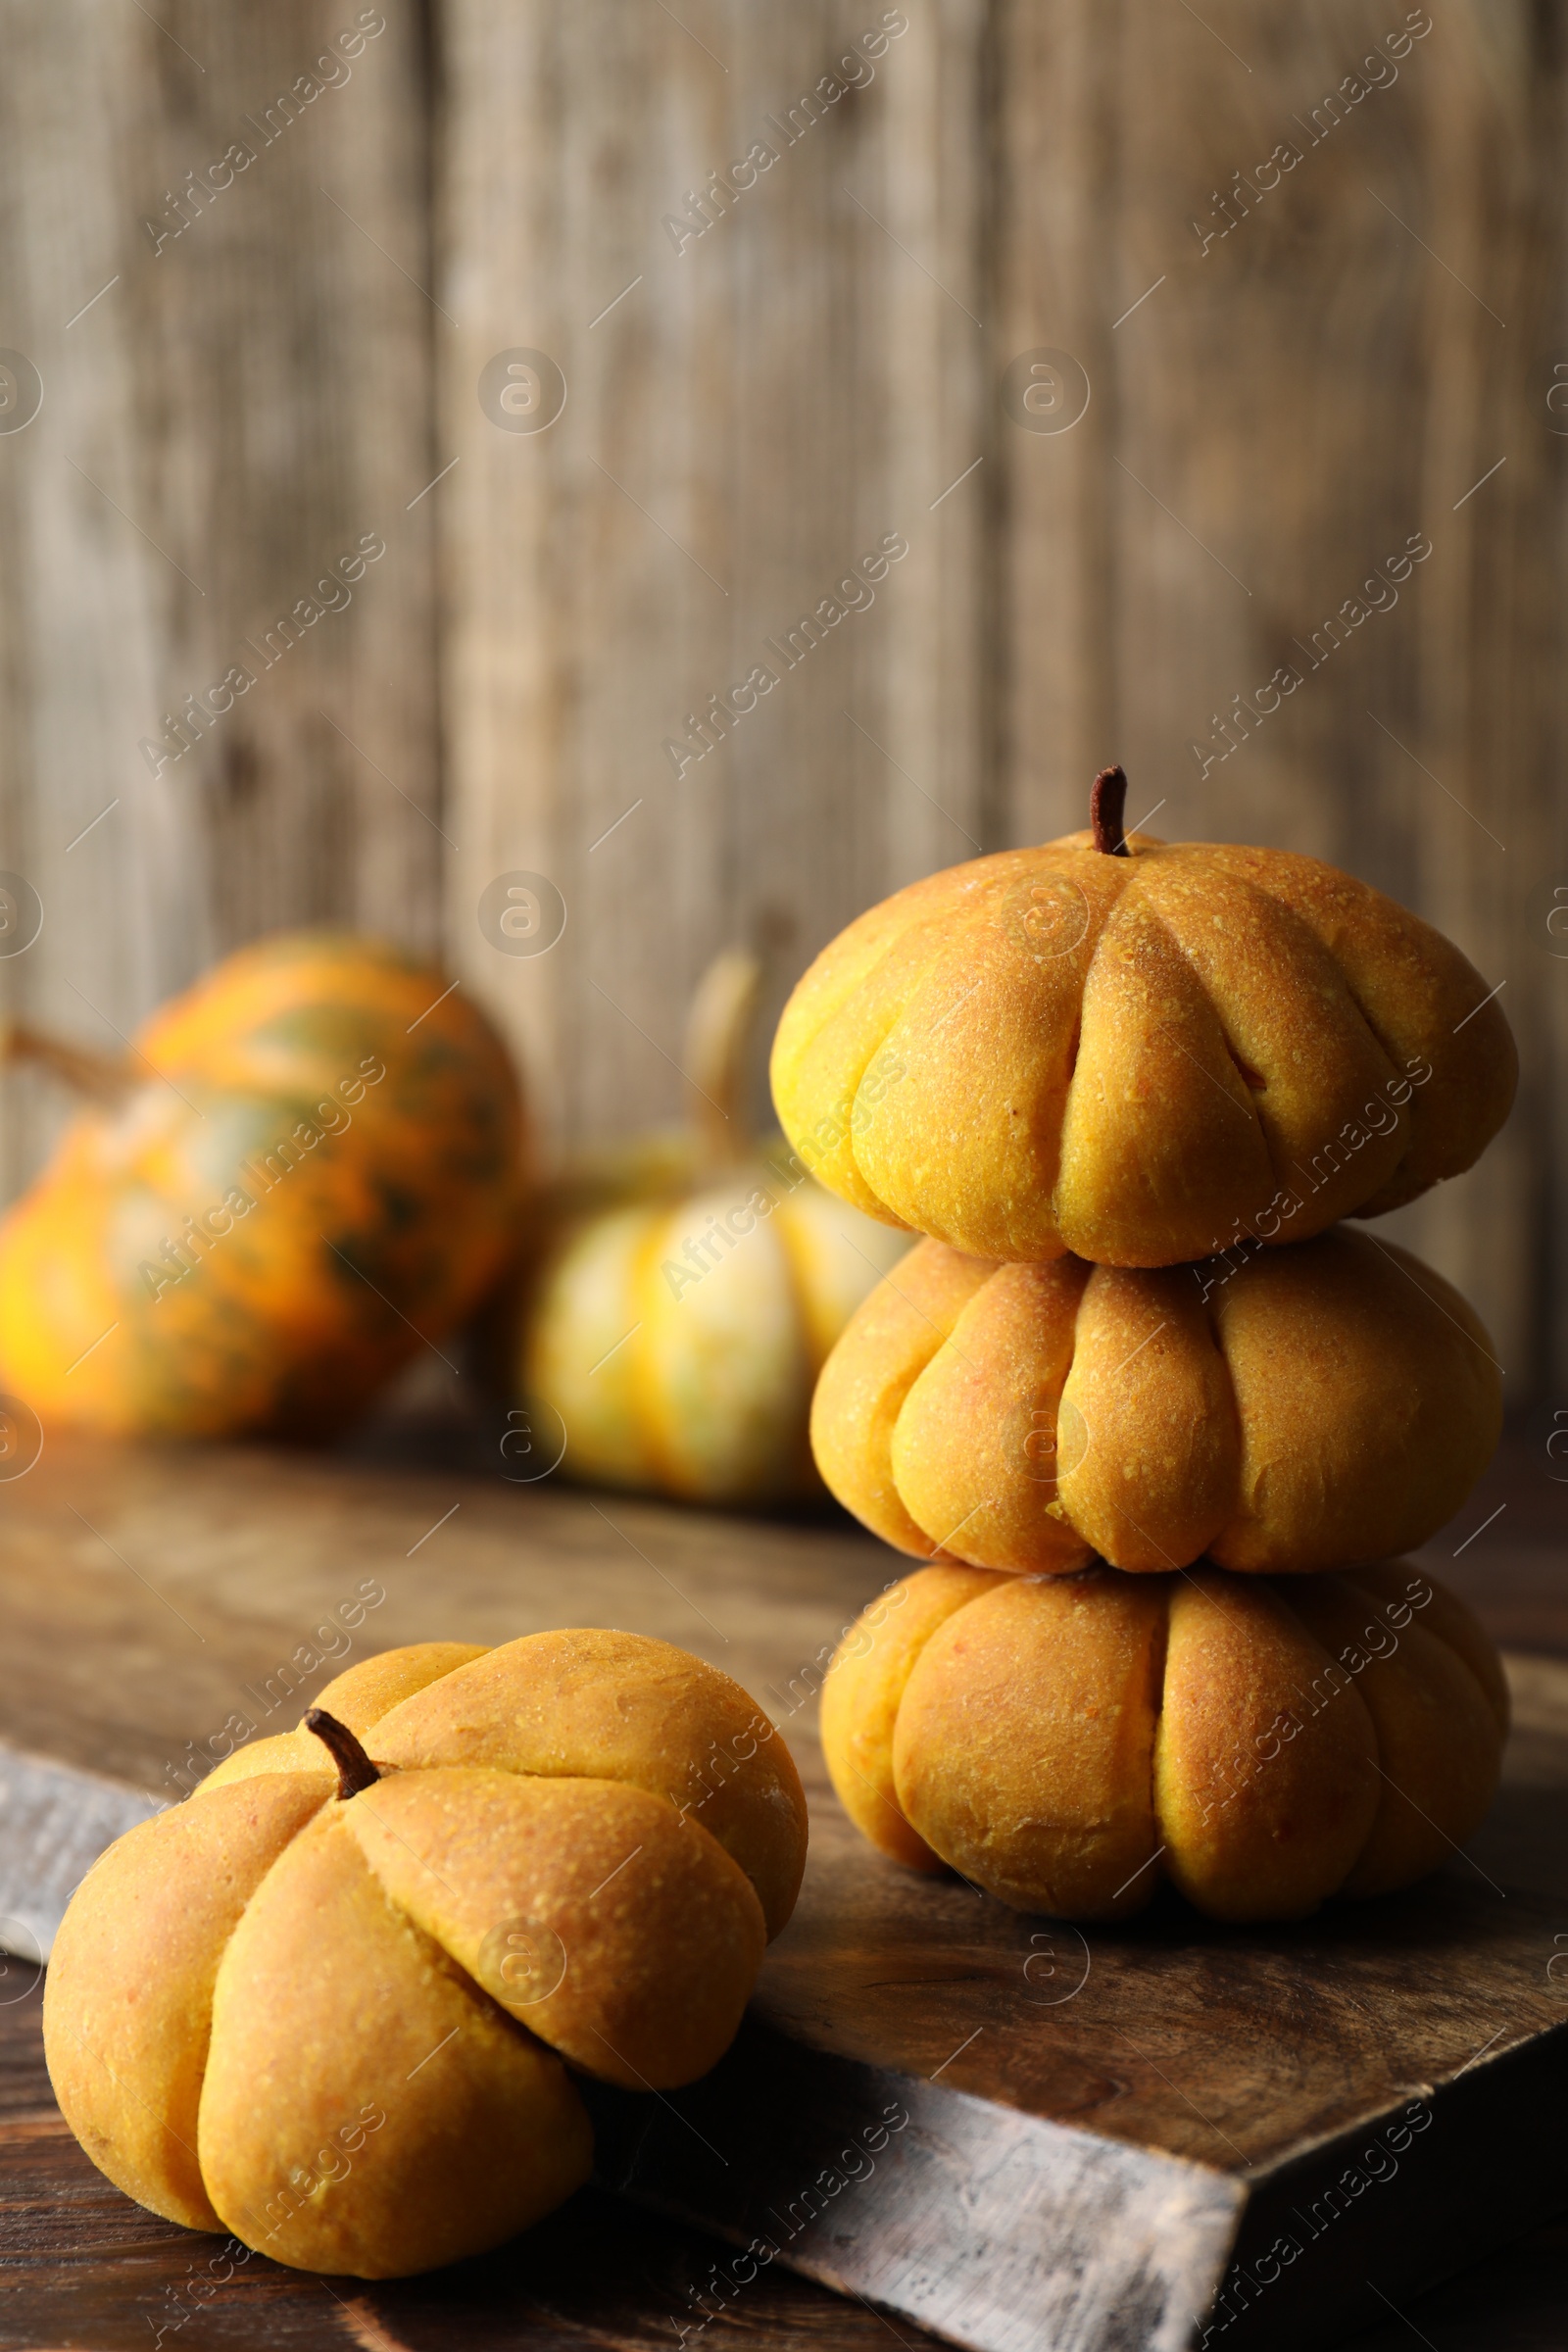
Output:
[
  {"left": 0, "top": 1021, "right": 136, "bottom": 1104},
  {"left": 303, "top": 1707, "right": 381, "bottom": 1799},
  {"left": 682, "top": 948, "right": 762, "bottom": 1171},
  {"left": 1091, "top": 764, "right": 1131, "bottom": 857}
]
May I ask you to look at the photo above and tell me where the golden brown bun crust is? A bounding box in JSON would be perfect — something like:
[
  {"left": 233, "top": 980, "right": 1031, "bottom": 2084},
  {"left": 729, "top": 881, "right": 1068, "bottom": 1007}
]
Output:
[
  {"left": 348, "top": 1770, "right": 766, "bottom": 2089},
  {"left": 44, "top": 1634, "right": 806, "bottom": 2278},
  {"left": 43, "top": 1775, "right": 330, "bottom": 2231},
  {"left": 1156, "top": 1573, "right": 1378, "bottom": 1920},
  {"left": 771, "top": 833, "right": 1516, "bottom": 1265},
  {"left": 812, "top": 1229, "right": 1500, "bottom": 1575},
  {"left": 198, "top": 1806, "right": 592, "bottom": 2277},
  {"left": 810, "top": 1239, "right": 997, "bottom": 1557},
  {"left": 817, "top": 1562, "right": 1005, "bottom": 1870},
  {"left": 820, "top": 1559, "right": 1505, "bottom": 1922},
  {"left": 371, "top": 1628, "right": 807, "bottom": 1938},
  {"left": 893, "top": 1574, "right": 1167, "bottom": 1918}
]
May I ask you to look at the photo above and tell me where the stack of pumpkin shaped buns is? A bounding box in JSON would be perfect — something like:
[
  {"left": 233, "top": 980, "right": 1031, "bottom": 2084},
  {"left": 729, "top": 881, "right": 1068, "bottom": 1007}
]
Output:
[{"left": 775, "top": 768, "right": 1517, "bottom": 1925}]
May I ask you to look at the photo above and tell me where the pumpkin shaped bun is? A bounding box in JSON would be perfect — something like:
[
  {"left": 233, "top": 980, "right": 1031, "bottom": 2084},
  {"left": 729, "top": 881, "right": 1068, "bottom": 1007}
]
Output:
[
  {"left": 821, "top": 1560, "right": 1506, "bottom": 1922},
  {"left": 771, "top": 769, "right": 1516, "bottom": 1266},
  {"left": 44, "top": 1632, "right": 808, "bottom": 2278},
  {"left": 811, "top": 1227, "right": 1501, "bottom": 1575},
  {"left": 0, "top": 932, "right": 523, "bottom": 1438}
]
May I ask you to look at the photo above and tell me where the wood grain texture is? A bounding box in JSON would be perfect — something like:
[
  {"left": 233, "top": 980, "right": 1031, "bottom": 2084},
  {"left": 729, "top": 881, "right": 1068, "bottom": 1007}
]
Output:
[
  {"left": 1, "top": 0, "right": 1562, "bottom": 1391},
  {"left": 0, "top": 1436, "right": 1565, "bottom": 2349},
  {"left": 0, "top": 2018, "right": 947, "bottom": 2351},
  {"left": 0, "top": 2001, "right": 1564, "bottom": 2348},
  {"left": 0, "top": 1748, "right": 156, "bottom": 1964},
  {"left": 440, "top": 0, "right": 989, "bottom": 1148},
  {"left": 988, "top": 0, "right": 1567, "bottom": 1382},
  {"left": 437, "top": 0, "right": 1568, "bottom": 1389},
  {"left": 0, "top": 0, "right": 441, "bottom": 1206}
]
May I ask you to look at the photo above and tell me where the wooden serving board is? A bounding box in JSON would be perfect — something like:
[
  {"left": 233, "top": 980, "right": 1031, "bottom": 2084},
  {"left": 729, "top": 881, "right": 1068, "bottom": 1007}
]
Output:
[{"left": 1, "top": 1433, "right": 1565, "bottom": 2352}]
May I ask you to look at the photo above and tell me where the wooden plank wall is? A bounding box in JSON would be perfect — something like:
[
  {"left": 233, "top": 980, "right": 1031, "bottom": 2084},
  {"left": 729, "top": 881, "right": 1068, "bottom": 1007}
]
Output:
[
  {"left": 0, "top": 2, "right": 440, "bottom": 1190},
  {"left": 1, "top": 2, "right": 1562, "bottom": 1388},
  {"left": 989, "top": 0, "right": 1564, "bottom": 1384},
  {"left": 440, "top": 0, "right": 989, "bottom": 1150}
]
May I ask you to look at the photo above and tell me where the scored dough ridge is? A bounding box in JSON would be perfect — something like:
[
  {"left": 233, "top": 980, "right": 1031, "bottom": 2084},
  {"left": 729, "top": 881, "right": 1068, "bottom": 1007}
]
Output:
[
  {"left": 775, "top": 829, "right": 1514, "bottom": 1264},
  {"left": 46, "top": 1631, "right": 808, "bottom": 2278},
  {"left": 842, "top": 853, "right": 1126, "bottom": 1217},
  {"left": 195, "top": 1802, "right": 555, "bottom": 2252},
  {"left": 1058, "top": 889, "right": 1280, "bottom": 1229},
  {"left": 1144, "top": 865, "right": 1407, "bottom": 1215},
  {"left": 830, "top": 1228, "right": 1498, "bottom": 1578},
  {"left": 832, "top": 1552, "right": 1504, "bottom": 1919}
]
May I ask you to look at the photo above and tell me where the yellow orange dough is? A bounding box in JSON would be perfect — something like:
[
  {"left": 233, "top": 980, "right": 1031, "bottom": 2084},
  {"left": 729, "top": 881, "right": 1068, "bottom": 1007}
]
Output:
[
  {"left": 770, "top": 821, "right": 1516, "bottom": 1266},
  {"left": 811, "top": 1228, "right": 1499, "bottom": 1575},
  {"left": 44, "top": 1633, "right": 807, "bottom": 2279},
  {"left": 821, "top": 1560, "right": 1506, "bottom": 1922}
]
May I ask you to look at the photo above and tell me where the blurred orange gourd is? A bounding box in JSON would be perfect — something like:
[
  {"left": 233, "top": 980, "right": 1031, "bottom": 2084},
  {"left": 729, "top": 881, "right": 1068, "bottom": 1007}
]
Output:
[{"left": 0, "top": 931, "right": 524, "bottom": 1439}]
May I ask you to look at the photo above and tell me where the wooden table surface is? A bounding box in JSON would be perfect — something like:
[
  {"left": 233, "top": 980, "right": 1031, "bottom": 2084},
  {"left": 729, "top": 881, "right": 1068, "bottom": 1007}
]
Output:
[
  {"left": 0, "top": 1990, "right": 1563, "bottom": 2352},
  {"left": 0, "top": 1409, "right": 1563, "bottom": 2352}
]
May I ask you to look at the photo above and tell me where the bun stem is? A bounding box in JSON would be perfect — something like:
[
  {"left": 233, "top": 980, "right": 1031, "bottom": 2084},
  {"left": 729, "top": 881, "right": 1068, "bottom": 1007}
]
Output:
[
  {"left": 1091, "top": 764, "right": 1130, "bottom": 856},
  {"left": 303, "top": 1708, "right": 381, "bottom": 1799}
]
